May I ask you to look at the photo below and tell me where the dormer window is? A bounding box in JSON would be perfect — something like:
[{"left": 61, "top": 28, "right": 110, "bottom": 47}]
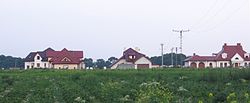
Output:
[
  {"left": 129, "top": 55, "right": 136, "bottom": 59},
  {"left": 222, "top": 53, "right": 227, "bottom": 59},
  {"left": 244, "top": 53, "right": 249, "bottom": 58},
  {"left": 37, "top": 56, "right": 40, "bottom": 60},
  {"left": 62, "top": 57, "right": 71, "bottom": 62}
]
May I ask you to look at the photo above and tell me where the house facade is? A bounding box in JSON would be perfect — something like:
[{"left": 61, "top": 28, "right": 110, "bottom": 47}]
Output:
[
  {"left": 185, "top": 43, "right": 250, "bottom": 68},
  {"left": 24, "top": 48, "right": 85, "bottom": 69},
  {"left": 111, "top": 48, "right": 152, "bottom": 69}
]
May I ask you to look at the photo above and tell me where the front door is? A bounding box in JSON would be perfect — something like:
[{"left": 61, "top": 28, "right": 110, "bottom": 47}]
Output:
[{"left": 235, "top": 63, "right": 239, "bottom": 68}]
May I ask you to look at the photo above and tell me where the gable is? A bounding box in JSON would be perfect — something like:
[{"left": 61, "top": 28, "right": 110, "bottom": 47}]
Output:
[
  {"left": 25, "top": 51, "right": 48, "bottom": 62},
  {"left": 123, "top": 48, "right": 146, "bottom": 62},
  {"left": 135, "top": 57, "right": 152, "bottom": 64},
  {"left": 215, "top": 43, "right": 247, "bottom": 61},
  {"left": 48, "top": 49, "right": 83, "bottom": 64},
  {"left": 231, "top": 53, "right": 244, "bottom": 62},
  {"left": 34, "top": 53, "right": 41, "bottom": 61},
  {"left": 61, "top": 57, "right": 71, "bottom": 62}
]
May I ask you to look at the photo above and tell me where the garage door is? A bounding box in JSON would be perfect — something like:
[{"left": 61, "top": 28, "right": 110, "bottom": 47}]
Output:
[
  {"left": 137, "top": 64, "right": 149, "bottom": 69},
  {"left": 190, "top": 62, "right": 197, "bottom": 68},
  {"left": 198, "top": 62, "right": 205, "bottom": 68}
]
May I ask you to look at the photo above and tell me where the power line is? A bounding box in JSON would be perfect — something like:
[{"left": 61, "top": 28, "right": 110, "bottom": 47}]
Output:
[
  {"left": 191, "top": 0, "right": 219, "bottom": 29},
  {"left": 192, "top": 0, "right": 233, "bottom": 31},
  {"left": 194, "top": 0, "right": 249, "bottom": 33},
  {"left": 173, "top": 29, "right": 189, "bottom": 67}
]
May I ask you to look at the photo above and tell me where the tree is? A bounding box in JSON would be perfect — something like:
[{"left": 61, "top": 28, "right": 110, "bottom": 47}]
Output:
[
  {"left": 150, "top": 53, "right": 186, "bottom": 67},
  {"left": 95, "top": 59, "right": 106, "bottom": 69},
  {"left": 83, "top": 58, "right": 94, "bottom": 68},
  {"left": 0, "top": 55, "right": 24, "bottom": 69},
  {"left": 108, "top": 57, "right": 118, "bottom": 64},
  {"left": 105, "top": 57, "right": 118, "bottom": 68}
]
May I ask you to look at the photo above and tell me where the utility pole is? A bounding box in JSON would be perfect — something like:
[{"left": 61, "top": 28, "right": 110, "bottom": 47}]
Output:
[
  {"left": 175, "top": 47, "right": 178, "bottom": 67},
  {"left": 171, "top": 47, "right": 174, "bottom": 67},
  {"left": 15, "top": 59, "right": 17, "bottom": 68},
  {"left": 173, "top": 29, "right": 189, "bottom": 67},
  {"left": 161, "top": 43, "right": 164, "bottom": 67}
]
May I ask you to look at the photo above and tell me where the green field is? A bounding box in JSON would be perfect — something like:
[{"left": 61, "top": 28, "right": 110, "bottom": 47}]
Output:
[{"left": 0, "top": 68, "right": 250, "bottom": 103}]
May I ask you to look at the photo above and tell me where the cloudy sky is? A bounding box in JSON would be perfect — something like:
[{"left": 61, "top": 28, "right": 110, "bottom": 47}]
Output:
[{"left": 0, "top": 0, "right": 249, "bottom": 60}]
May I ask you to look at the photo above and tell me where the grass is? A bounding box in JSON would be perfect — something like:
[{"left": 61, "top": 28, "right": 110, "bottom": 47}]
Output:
[{"left": 0, "top": 68, "right": 250, "bottom": 103}]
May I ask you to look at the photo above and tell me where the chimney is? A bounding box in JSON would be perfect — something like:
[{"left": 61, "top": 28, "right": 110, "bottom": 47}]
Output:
[
  {"left": 224, "top": 43, "right": 227, "bottom": 46},
  {"left": 237, "top": 43, "right": 241, "bottom": 46}
]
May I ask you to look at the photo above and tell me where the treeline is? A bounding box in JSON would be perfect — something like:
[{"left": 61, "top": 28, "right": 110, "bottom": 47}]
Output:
[
  {"left": 84, "top": 53, "right": 187, "bottom": 69},
  {"left": 0, "top": 55, "right": 24, "bottom": 69},
  {"left": 0, "top": 53, "right": 187, "bottom": 69},
  {"left": 84, "top": 57, "right": 118, "bottom": 69},
  {"left": 150, "top": 53, "right": 187, "bottom": 67}
]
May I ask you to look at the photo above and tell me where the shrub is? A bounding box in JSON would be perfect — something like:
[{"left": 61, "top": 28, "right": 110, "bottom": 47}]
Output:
[
  {"left": 136, "top": 81, "right": 173, "bottom": 103},
  {"left": 1, "top": 75, "right": 14, "bottom": 86}
]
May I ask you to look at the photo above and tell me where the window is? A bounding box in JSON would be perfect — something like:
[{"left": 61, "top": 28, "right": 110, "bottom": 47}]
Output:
[
  {"left": 222, "top": 53, "right": 227, "bottom": 59},
  {"left": 37, "top": 63, "right": 40, "bottom": 68},
  {"left": 245, "top": 53, "right": 249, "bottom": 58},
  {"left": 220, "top": 63, "right": 223, "bottom": 67},
  {"left": 44, "top": 63, "right": 47, "bottom": 68},
  {"left": 235, "top": 57, "right": 239, "bottom": 60},
  {"left": 224, "top": 63, "right": 227, "bottom": 67},
  {"left": 31, "top": 63, "right": 34, "bottom": 68},
  {"left": 27, "top": 66, "right": 30, "bottom": 69},
  {"left": 63, "top": 65, "right": 69, "bottom": 69},
  {"left": 209, "top": 63, "right": 213, "bottom": 68},
  {"left": 129, "top": 55, "right": 136, "bottom": 59},
  {"left": 245, "top": 63, "right": 248, "bottom": 67},
  {"left": 37, "top": 56, "right": 40, "bottom": 60}
]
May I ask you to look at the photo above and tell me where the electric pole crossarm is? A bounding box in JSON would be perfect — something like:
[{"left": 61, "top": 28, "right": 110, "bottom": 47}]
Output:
[{"left": 172, "top": 29, "right": 190, "bottom": 67}]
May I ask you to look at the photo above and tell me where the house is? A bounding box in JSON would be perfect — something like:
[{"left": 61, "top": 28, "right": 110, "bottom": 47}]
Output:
[
  {"left": 110, "top": 48, "right": 152, "bottom": 69},
  {"left": 185, "top": 43, "right": 250, "bottom": 68},
  {"left": 24, "top": 48, "right": 85, "bottom": 69}
]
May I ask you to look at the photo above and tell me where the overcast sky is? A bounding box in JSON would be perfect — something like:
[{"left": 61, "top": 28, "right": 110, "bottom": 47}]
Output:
[{"left": 0, "top": 0, "right": 250, "bottom": 60}]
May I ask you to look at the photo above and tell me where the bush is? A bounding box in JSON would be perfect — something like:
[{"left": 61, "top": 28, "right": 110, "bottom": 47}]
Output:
[{"left": 136, "top": 81, "right": 173, "bottom": 103}]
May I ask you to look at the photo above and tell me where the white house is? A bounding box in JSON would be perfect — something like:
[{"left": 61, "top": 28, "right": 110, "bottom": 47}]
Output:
[
  {"left": 110, "top": 48, "right": 152, "bottom": 69},
  {"left": 185, "top": 43, "right": 250, "bottom": 68},
  {"left": 24, "top": 48, "right": 52, "bottom": 69},
  {"left": 24, "top": 48, "right": 85, "bottom": 69}
]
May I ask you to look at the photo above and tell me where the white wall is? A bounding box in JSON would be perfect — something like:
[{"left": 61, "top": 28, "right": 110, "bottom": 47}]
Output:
[
  {"left": 24, "top": 53, "right": 49, "bottom": 69},
  {"left": 111, "top": 59, "right": 127, "bottom": 69},
  {"left": 134, "top": 57, "right": 152, "bottom": 69},
  {"left": 186, "top": 61, "right": 217, "bottom": 68},
  {"left": 53, "top": 64, "right": 79, "bottom": 69}
]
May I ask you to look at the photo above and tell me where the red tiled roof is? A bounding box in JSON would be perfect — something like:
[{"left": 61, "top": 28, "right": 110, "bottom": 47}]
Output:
[
  {"left": 215, "top": 43, "right": 249, "bottom": 61},
  {"left": 185, "top": 55, "right": 216, "bottom": 61},
  {"left": 46, "top": 48, "right": 83, "bottom": 64},
  {"left": 186, "top": 43, "right": 250, "bottom": 61}
]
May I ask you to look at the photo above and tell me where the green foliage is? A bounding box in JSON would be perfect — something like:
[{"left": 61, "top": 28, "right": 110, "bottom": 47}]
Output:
[
  {"left": 150, "top": 53, "right": 186, "bottom": 66},
  {"left": 0, "top": 55, "right": 24, "bottom": 69},
  {"left": 136, "top": 81, "right": 173, "bottom": 103},
  {"left": 95, "top": 59, "right": 106, "bottom": 69},
  {"left": 83, "top": 58, "right": 94, "bottom": 68},
  {"left": 0, "top": 68, "right": 249, "bottom": 103}
]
